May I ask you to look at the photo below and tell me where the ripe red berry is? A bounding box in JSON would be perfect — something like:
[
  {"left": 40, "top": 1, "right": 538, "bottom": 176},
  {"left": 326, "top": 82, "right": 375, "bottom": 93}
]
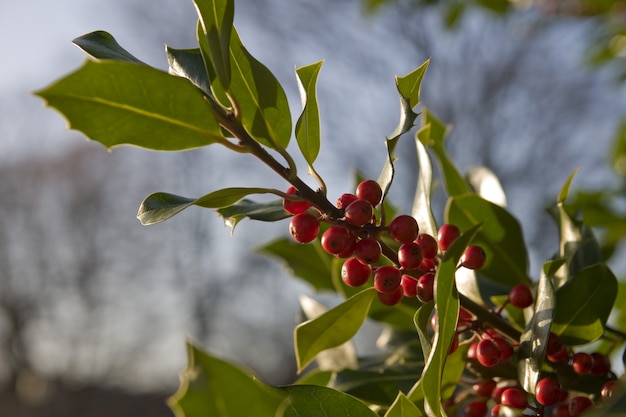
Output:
[
  {"left": 388, "top": 215, "right": 419, "bottom": 243},
  {"left": 419, "top": 257, "right": 438, "bottom": 272},
  {"left": 460, "top": 246, "right": 487, "bottom": 270},
  {"left": 415, "top": 233, "right": 438, "bottom": 259},
  {"left": 416, "top": 272, "right": 435, "bottom": 302},
  {"left": 568, "top": 396, "right": 593, "bottom": 416},
  {"left": 437, "top": 224, "right": 461, "bottom": 251},
  {"left": 344, "top": 198, "right": 374, "bottom": 226},
  {"left": 336, "top": 193, "right": 358, "bottom": 209},
  {"left": 493, "top": 337, "right": 514, "bottom": 360},
  {"left": 401, "top": 274, "right": 418, "bottom": 297},
  {"left": 500, "top": 387, "right": 527, "bottom": 409},
  {"left": 535, "top": 377, "right": 562, "bottom": 406},
  {"left": 374, "top": 266, "right": 402, "bottom": 293},
  {"left": 546, "top": 333, "right": 568, "bottom": 362},
  {"left": 601, "top": 380, "right": 618, "bottom": 401},
  {"left": 590, "top": 352, "right": 612, "bottom": 375},
  {"left": 508, "top": 284, "right": 534, "bottom": 309},
  {"left": 321, "top": 226, "right": 354, "bottom": 255},
  {"left": 397, "top": 242, "right": 424, "bottom": 270},
  {"left": 355, "top": 237, "right": 382, "bottom": 264},
  {"left": 463, "top": 400, "right": 488, "bottom": 417},
  {"left": 552, "top": 404, "right": 570, "bottom": 417},
  {"left": 341, "top": 257, "right": 372, "bottom": 287},
  {"left": 572, "top": 352, "right": 593, "bottom": 375},
  {"left": 356, "top": 179, "right": 383, "bottom": 206},
  {"left": 282, "top": 186, "right": 311, "bottom": 215},
  {"left": 289, "top": 212, "right": 320, "bottom": 243},
  {"left": 377, "top": 285, "right": 404, "bottom": 306},
  {"left": 476, "top": 339, "right": 501, "bottom": 367},
  {"left": 490, "top": 404, "right": 501, "bottom": 417},
  {"left": 473, "top": 379, "right": 497, "bottom": 398}
]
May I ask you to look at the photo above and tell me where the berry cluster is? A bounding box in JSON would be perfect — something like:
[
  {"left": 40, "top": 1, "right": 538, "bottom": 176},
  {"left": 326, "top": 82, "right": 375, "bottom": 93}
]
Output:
[{"left": 285, "top": 180, "right": 486, "bottom": 306}]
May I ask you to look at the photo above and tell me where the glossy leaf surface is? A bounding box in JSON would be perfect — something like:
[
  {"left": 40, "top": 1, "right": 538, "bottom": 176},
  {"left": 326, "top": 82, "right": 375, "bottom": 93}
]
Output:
[
  {"left": 412, "top": 137, "right": 438, "bottom": 237},
  {"left": 217, "top": 199, "right": 289, "bottom": 231},
  {"left": 166, "top": 47, "right": 212, "bottom": 94},
  {"left": 384, "top": 392, "right": 423, "bottom": 417},
  {"left": 281, "top": 385, "right": 378, "bottom": 417},
  {"left": 295, "top": 61, "right": 323, "bottom": 165},
  {"left": 72, "top": 30, "right": 144, "bottom": 63}
]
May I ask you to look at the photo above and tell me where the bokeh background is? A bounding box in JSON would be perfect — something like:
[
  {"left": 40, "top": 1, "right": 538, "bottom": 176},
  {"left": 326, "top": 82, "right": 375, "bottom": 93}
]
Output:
[{"left": 1, "top": 0, "right": 626, "bottom": 415}]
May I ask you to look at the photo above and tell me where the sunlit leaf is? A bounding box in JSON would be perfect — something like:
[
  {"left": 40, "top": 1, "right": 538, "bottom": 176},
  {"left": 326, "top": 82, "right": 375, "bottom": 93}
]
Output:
[
  {"left": 412, "top": 137, "right": 438, "bottom": 237},
  {"left": 384, "top": 392, "right": 424, "bottom": 417},
  {"left": 196, "top": 21, "right": 230, "bottom": 107},
  {"left": 466, "top": 165, "right": 507, "bottom": 207},
  {"left": 280, "top": 385, "right": 378, "bottom": 417},
  {"left": 413, "top": 301, "right": 434, "bottom": 359},
  {"left": 217, "top": 199, "right": 289, "bottom": 231},
  {"left": 35, "top": 60, "right": 224, "bottom": 151},
  {"left": 294, "top": 288, "right": 377, "bottom": 372},
  {"left": 166, "top": 47, "right": 212, "bottom": 94},
  {"left": 551, "top": 263, "right": 617, "bottom": 345},
  {"left": 295, "top": 61, "right": 323, "bottom": 165},
  {"left": 557, "top": 168, "right": 580, "bottom": 204},
  {"left": 72, "top": 30, "right": 144, "bottom": 64}
]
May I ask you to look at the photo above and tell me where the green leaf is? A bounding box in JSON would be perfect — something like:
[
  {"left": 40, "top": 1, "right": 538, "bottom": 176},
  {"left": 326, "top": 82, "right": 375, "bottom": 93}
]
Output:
[
  {"left": 35, "top": 60, "right": 224, "bottom": 151},
  {"left": 557, "top": 168, "right": 580, "bottom": 204},
  {"left": 217, "top": 199, "right": 289, "bottom": 231},
  {"left": 412, "top": 136, "right": 438, "bottom": 237},
  {"left": 396, "top": 60, "right": 429, "bottom": 112},
  {"left": 280, "top": 385, "right": 378, "bottom": 417},
  {"left": 193, "top": 0, "right": 234, "bottom": 89},
  {"left": 196, "top": 21, "right": 230, "bottom": 107},
  {"left": 166, "top": 47, "right": 212, "bottom": 94},
  {"left": 419, "top": 108, "right": 470, "bottom": 197},
  {"left": 466, "top": 165, "right": 507, "bottom": 207},
  {"left": 518, "top": 267, "right": 555, "bottom": 393},
  {"left": 294, "top": 288, "right": 377, "bottom": 372},
  {"left": 168, "top": 342, "right": 283, "bottom": 417},
  {"left": 72, "top": 31, "right": 144, "bottom": 63},
  {"left": 384, "top": 392, "right": 424, "bottom": 417},
  {"left": 413, "top": 301, "right": 435, "bottom": 359},
  {"left": 137, "top": 188, "right": 278, "bottom": 225},
  {"left": 295, "top": 61, "right": 323, "bottom": 165},
  {"left": 229, "top": 27, "right": 292, "bottom": 150},
  {"left": 445, "top": 194, "right": 531, "bottom": 286},
  {"left": 551, "top": 263, "right": 618, "bottom": 345}
]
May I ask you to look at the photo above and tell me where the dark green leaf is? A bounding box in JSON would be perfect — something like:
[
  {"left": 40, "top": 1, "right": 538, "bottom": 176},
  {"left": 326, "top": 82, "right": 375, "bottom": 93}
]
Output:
[
  {"left": 196, "top": 21, "right": 230, "bottom": 107},
  {"left": 384, "top": 392, "right": 424, "bottom": 417},
  {"left": 166, "top": 47, "right": 212, "bottom": 94},
  {"left": 193, "top": 0, "right": 234, "bottom": 89},
  {"left": 35, "top": 60, "right": 224, "bottom": 151},
  {"left": 194, "top": 187, "right": 276, "bottom": 208},
  {"left": 294, "top": 288, "right": 377, "bottom": 371},
  {"left": 445, "top": 194, "right": 531, "bottom": 286},
  {"left": 295, "top": 61, "right": 323, "bottom": 165},
  {"left": 280, "top": 385, "right": 378, "bottom": 417},
  {"left": 217, "top": 199, "right": 289, "bottom": 231},
  {"left": 412, "top": 137, "right": 438, "bottom": 237},
  {"left": 72, "top": 31, "right": 144, "bottom": 63},
  {"left": 257, "top": 237, "right": 334, "bottom": 291},
  {"left": 168, "top": 342, "right": 283, "bottom": 417},
  {"left": 552, "top": 263, "right": 618, "bottom": 345},
  {"left": 229, "top": 27, "right": 292, "bottom": 149}
]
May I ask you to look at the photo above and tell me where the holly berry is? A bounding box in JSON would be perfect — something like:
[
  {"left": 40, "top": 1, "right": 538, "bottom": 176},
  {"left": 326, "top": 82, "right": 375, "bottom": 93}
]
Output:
[
  {"left": 473, "top": 379, "right": 497, "bottom": 398},
  {"left": 373, "top": 266, "right": 402, "bottom": 293},
  {"left": 490, "top": 404, "right": 501, "bottom": 417},
  {"left": 397, "top": 242, "right": 423, "bottom": 269},
  {"left": 336, "top": 193, "right": 358, "bottom": 209},
  {"left": 568, "top": 396, "right": 592, "bottom": 416},
  {"left": 437, "top": 224, "right": 461, "bottom": 251},
  {"left": 535, "top": 377, "right": 562, "bottom": 406},
  {"left": 341, "top": 257, "right": 372, "bottom": 287},
  {"left": 500, "top": 387, "right": 527, "bottom": 409},
  {"left": 460, "top": 245, "right": 486, "bottom": 270},
  {"left": 282, "top": 186, "right": 311, "bottom": 215},
  {"left": 571, "top": 352, "right": 593, "bottom": 375},
  {"left": 356, "top": 179, "right": 382, "bottom": 206},
  {"left": 415, "top": 233, "right": 438, "bottom": 259},
  {"left": 321, "top": 225, "right": 353, "bottom": 255},
  {"left": 476, "top": 339, "right": 501, "bottom": 367},
  {"left": 493, "top": 337, "right": 514, "bottom": 360},
  {"left": 355, "top": 237, "right": 382, "bottom": 264},
  {"left": 546, "top": 333, "right": 568, "bottom": 363},
  {"left": 463, "top": 400, "right": 487, "bottom": 417},
  {"left": 377, "top": 285, "right": 404, "bottom": 306},
  {"left": 601, "top": 380, "right": 619, "bottom": 401},
  {"left": 401, "top": 274, "right": 418, "bottom": 297},
  {"left": 419, "top": 257, "right": 438, "bottom": 272},
  {"left": 552, "top": 404, "right": 571, "bottom": 417},
  {"left": 590, "top": 352, "right": 612, "bottom": 375},
  {"left": 344, "top": 198, "right": 374, "bottom": 226},
  {"left": 289, "top": 212, "right": 320, "bottom": 243},
  {"left": 388, "top": 215, "right": 419, "bottom": 243},
  {"left": 508, "top": 284, "right": 534, "bottom": 309},
  {"left": 416, "top": 272, "right": 435, "bottom": 302}
]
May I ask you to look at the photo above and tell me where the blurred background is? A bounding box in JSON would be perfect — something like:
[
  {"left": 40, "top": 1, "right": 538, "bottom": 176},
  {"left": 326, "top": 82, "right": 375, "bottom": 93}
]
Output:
[{"left": 2, "top": 0, "right": 626, "bottom": 415}]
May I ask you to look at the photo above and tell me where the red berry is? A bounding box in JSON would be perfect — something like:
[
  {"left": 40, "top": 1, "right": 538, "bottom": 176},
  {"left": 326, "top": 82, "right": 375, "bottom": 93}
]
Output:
[
  {"left": 601, "top": 380, "right": 619, "bottom": 401},
  {"left": 463, "top": 400, "right": 488, "bottom": 417},
  {"left": 493, "top": 337, "right": 514, "bottom": 360},
  {"left": 490, "top": 404, "right": 501, "bottom": 417},
  {"left": 355, "top": 237, "right": 382, "bottom": 264},
  {"left": 415, "top": 233, "right": 438, "bottom": 259},
  {"left": 473, "top": 379, "right": 497, "bottom": 398},
  {"left": 458, "top": 308, "right": 474, "bottom": 326},
  {"left": 321, "top": 225, "right": 353, "bottom": 255},
  {"left": 571, "top": 352, "right": 593, "bottom": 375},
  {"left": 552, "top": 404, "right": 571, "bottom": 417},
  {"left": 590, "top": 352, "right": 612, "bottom": 375},
  {"left": 336, "top": 193, "right": 358, "bottom": 209},
  {"left": 508, "top": 284, "right": 534, "bottom": 309},
  {"left": 335, "top": 238, "right": 356, "bottom": 258},
  {"left": 388, "top": 215, "right": 419, "bottom": 243},
  {"left": 341, "top": 257, "right": 372, "bottom": 287},
  {"left": 491, "top": 386, "right": 507, "bottom": 403},
  {"left": 460, "top": 246, "right": 487, "bottom": 270},
  {"left": 419, "top": 257, "right": 438, "bottom": 272},
  {"left": 437, "top": 224, "right": 461, "bottom": 251},
  {"left": 500, "top": 388, "right": 527, "bottom": 409},
  {"left": 476, "top": 339, "right": 501, "bottom": 367},
  {"left": 282, "top": 186, "right": 311, "bottom": 214},
  {"left": 374, "top": 266, "right": 402, "bottom": 293},
  {"left": 356, "top": 179, "right": 382, "bottom": 206},
  {"left": 535, "top": 377, "right": 562, "bottom": 406},
  {"left": 289, "top": 212, "right": 320, "bottom": 243},
  {"left": 401, "top": 274, "right": 418, "bottom": 297},
  {"left": 546, "top": 333, "right": 567, "bottom": 363},
  {"left": 397, "top": 242, "right": 424, "bottom": 269},
  {"left": 377, "top": 285, "right": 404, "bottom": 306},
  {"left": 568, "top": 396, "right": 592, "bottom": 416},
  {"left": 416, "top": 272, "right": 435, "bottom": 302},
  {"left": 448, "top": 334, "right": 460, "bottom": 354},
  {"left": 344, "top": 199, "right": 374, "bottom": 226}
]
